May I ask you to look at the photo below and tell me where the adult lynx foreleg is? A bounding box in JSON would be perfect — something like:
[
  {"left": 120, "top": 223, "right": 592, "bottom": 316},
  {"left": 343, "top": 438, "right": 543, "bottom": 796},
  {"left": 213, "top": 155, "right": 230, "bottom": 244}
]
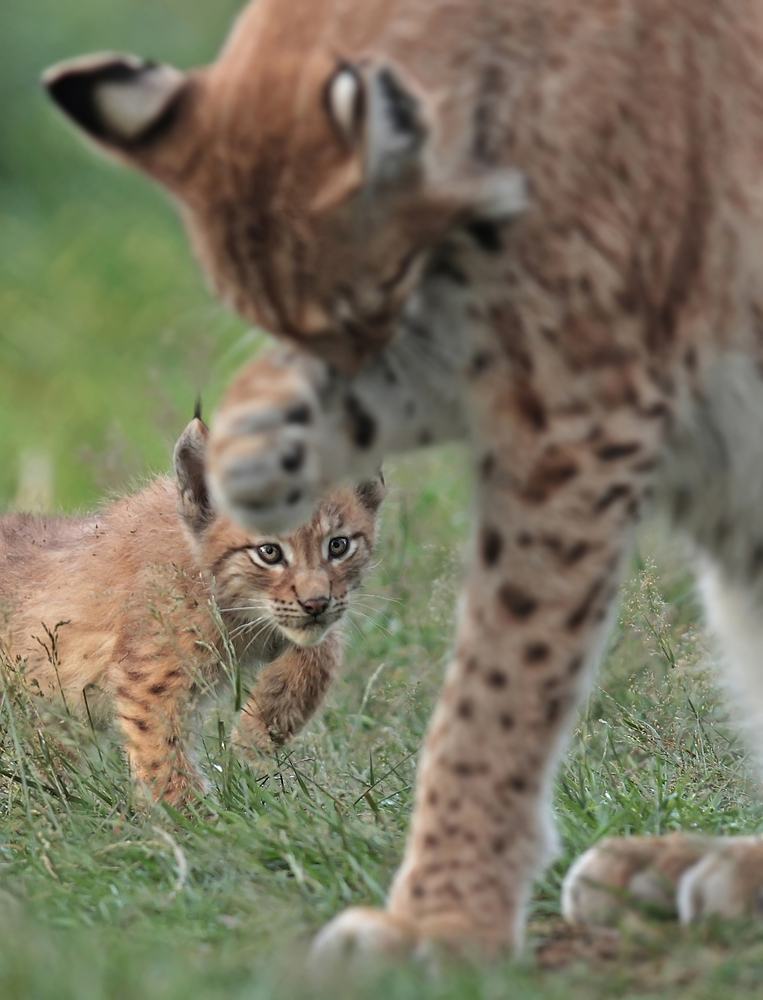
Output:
[
  {"left": 207, "top": 277, "right": 468, "bottom": 533},
  {"left": 313, "top": 344, "right": 668, "bottom": 960}
]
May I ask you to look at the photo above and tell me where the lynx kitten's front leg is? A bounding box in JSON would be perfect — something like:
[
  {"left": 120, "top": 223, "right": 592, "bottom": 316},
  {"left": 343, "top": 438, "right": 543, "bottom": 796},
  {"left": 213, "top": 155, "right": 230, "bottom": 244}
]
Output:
[
  {"left": 234, "top": 632, "right": 342, "bottom": 757},
  {"left": 114, "top": 657, "right": 208, "bottom": 806}
]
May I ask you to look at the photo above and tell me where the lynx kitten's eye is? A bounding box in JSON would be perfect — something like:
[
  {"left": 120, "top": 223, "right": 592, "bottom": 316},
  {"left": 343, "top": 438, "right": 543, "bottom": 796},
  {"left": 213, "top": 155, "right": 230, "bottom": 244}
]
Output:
[
  {"left": 328, "top": 537, "right": 350, "bottom": 558},
  {"left": 254, "top": 543, "right": 283, "bottom": 566}
]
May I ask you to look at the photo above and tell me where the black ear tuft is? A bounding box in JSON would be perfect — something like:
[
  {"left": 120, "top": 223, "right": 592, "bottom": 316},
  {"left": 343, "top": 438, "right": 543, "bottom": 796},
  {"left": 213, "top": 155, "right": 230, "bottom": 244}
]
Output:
[
  {"left": 376, "top": 68, "right": 423, "bottom": 142},
  {"left": 173, "top": 418, "right": 214, "bottom": 533},
  {"left": 364, "top": 63, "right": 427, "bottom": 183},
  {"left": 355, "top": 471, "right": 387, "bottom": 514},
  {"left": 193, "top": 395, "right": 204, "bottom": 424},
  {"left": 42, "top": 53, "right": 186, "bottom": 147}
]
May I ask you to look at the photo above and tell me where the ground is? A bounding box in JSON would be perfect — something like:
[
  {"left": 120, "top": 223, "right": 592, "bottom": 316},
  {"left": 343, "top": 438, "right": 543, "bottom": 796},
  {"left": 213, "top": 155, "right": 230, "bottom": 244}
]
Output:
[{"left": 3, "top": 0, "right": 763, "bottom": 997}]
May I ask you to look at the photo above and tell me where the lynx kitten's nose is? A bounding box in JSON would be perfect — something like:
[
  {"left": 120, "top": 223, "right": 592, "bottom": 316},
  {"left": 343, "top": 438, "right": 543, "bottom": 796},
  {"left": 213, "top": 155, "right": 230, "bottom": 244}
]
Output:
[{"left": 300, "top": 596, "right": 329, "bottom": 616}]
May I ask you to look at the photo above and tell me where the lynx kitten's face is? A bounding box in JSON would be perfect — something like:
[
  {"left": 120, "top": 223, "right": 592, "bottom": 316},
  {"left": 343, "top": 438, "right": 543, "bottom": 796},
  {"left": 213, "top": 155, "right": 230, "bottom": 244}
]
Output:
[
  {"left": 203, "top": 489, "right": 380, "bottom": 647},
  {"left": 174, "top": 415, "right": 384, "bottom": 649}
]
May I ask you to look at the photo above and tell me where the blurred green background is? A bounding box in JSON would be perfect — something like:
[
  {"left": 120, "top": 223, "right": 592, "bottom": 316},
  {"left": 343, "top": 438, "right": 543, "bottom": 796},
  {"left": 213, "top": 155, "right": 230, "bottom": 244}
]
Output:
[{"left": 1, "top": 0, "right": 258, "bottom": 510}]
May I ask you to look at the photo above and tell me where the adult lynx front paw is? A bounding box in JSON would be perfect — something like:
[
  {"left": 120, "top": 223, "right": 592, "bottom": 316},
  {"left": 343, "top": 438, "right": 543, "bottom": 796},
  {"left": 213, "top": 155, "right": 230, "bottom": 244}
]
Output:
[
  {"left": 562, "top": 834, "right": 763, "bottom": 927},
  {"left": 310, "top": 906, "right": 495, "bottom": 971},
  {"left": 676, "top": 839, "right": 763, "bottom": 923},
  {"left": 208, "top": 350, "right": 334, "bottom": 533},
  {"left": 310, "top": 909, "right": 421, "bottom": 972}
]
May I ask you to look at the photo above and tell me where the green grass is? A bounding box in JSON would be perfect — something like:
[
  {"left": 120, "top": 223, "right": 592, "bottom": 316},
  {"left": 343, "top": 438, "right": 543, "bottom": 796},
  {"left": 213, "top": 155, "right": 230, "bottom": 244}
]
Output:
[
  {"left": 4, "top": 0, "right": 763, "bottom": 997},
  {"left": 3, "top": 466, "right": 763, "bottom": 999},
  {"left": 0, "top": 0, "right": 249, "bottom": 508}
]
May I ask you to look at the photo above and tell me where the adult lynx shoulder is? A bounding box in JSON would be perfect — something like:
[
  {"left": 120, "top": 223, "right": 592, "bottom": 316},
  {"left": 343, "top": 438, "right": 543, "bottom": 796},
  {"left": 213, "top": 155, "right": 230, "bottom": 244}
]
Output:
[
  {"left": 43, "top": 0, "right": 763, "bottom": 962},
  {"left": 1, "top": 398, "right": 384, "bottom": 805}
]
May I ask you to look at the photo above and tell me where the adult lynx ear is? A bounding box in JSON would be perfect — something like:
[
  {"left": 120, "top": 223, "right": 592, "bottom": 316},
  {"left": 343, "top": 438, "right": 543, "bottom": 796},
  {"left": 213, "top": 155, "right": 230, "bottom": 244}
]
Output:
[
  {"left": 42, "top": 53, "right": 187, "bottom": 148},
  {"left": 325, "top": 63, "right": 427, "bottom": 186},
  {"left": 324, "top": 61, "right": 527, "bottom": 221},
  {"left": 174, "top": 408, "right": 214, "bottom": 534}
]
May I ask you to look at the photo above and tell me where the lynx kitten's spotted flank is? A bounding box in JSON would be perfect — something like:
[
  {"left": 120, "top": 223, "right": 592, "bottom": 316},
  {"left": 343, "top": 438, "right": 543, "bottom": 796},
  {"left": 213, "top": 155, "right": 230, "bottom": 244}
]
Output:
[
  {"left": 44, "top": 0, "right": 763, "bottom": 961},
  {"left": 0, "top": 400, "right": 384, "bottom": 805}
]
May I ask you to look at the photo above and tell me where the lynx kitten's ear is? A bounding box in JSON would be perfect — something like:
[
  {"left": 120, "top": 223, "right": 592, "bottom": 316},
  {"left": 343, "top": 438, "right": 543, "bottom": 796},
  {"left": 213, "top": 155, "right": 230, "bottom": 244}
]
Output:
[
  {"left": 42, "top": 53, "right": 187, "bottom": 147},
  {"left": 174, "top": 414, "right": 214, "bottom": 534},
  {"left": 355, "top": 471, "right": 387, "bottom": 514}
]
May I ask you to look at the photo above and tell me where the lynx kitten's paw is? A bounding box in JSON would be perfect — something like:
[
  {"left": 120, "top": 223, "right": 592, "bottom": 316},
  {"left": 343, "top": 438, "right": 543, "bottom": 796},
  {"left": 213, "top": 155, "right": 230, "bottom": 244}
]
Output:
[
  {"left": 208, "top": 357, "right": 330, "bottom": 533},
  {"left": 136, "top": 768, "right": 211, "bottom": 810}
]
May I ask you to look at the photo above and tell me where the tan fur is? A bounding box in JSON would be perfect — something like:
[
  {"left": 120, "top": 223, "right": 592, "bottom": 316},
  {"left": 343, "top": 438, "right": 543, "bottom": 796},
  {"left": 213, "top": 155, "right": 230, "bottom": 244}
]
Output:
[
  {"left": 0, "top": 407, "right": 383, "bottom": 805},
  {"left": 44, "top": 0, "right": 763, "bottom": 959}
]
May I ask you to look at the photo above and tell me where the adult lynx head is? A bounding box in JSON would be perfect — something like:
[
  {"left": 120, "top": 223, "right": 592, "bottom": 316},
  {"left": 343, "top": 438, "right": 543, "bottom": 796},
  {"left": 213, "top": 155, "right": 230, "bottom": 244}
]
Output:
[
  {"left": 43, "top": 0, "right": 525, "bottom": 370},
  {"left": 176, "top": 412, "right": 385, "bottom": 647}
]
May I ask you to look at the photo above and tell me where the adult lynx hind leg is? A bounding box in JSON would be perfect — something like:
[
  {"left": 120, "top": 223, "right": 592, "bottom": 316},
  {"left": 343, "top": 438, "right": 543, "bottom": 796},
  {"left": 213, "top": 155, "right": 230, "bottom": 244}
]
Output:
[
  {"left": 562, "top": 571, "right": 763, "bottom": 930},
  {"left": 562, "top": 831, "right": 763, "bottom": 928},
  {"left": 312, "top": 268, "right": 672, "bottom": 962},
  {"left": 563, "top": 357, "right": 763, "bottom": 928}
]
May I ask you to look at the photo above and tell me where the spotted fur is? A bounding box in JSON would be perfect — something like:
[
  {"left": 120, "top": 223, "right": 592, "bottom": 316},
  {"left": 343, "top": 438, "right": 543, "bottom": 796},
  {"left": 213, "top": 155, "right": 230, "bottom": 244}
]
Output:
[{"left": 43, "top": 0, "right": 763, "bottom": 957}]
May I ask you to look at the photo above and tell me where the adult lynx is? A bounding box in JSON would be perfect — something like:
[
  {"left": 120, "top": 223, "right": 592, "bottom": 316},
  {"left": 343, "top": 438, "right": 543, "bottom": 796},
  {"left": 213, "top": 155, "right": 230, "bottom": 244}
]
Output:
[{"left": 42, "top": 0, "right": 763, "bottom": 958}]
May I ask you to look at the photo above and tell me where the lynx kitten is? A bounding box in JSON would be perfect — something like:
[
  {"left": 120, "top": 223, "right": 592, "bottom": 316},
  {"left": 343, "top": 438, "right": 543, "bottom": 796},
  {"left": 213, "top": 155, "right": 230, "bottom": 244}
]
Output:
[{"left": 0, "top": 404, "right": 384, "bottom": 805}]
